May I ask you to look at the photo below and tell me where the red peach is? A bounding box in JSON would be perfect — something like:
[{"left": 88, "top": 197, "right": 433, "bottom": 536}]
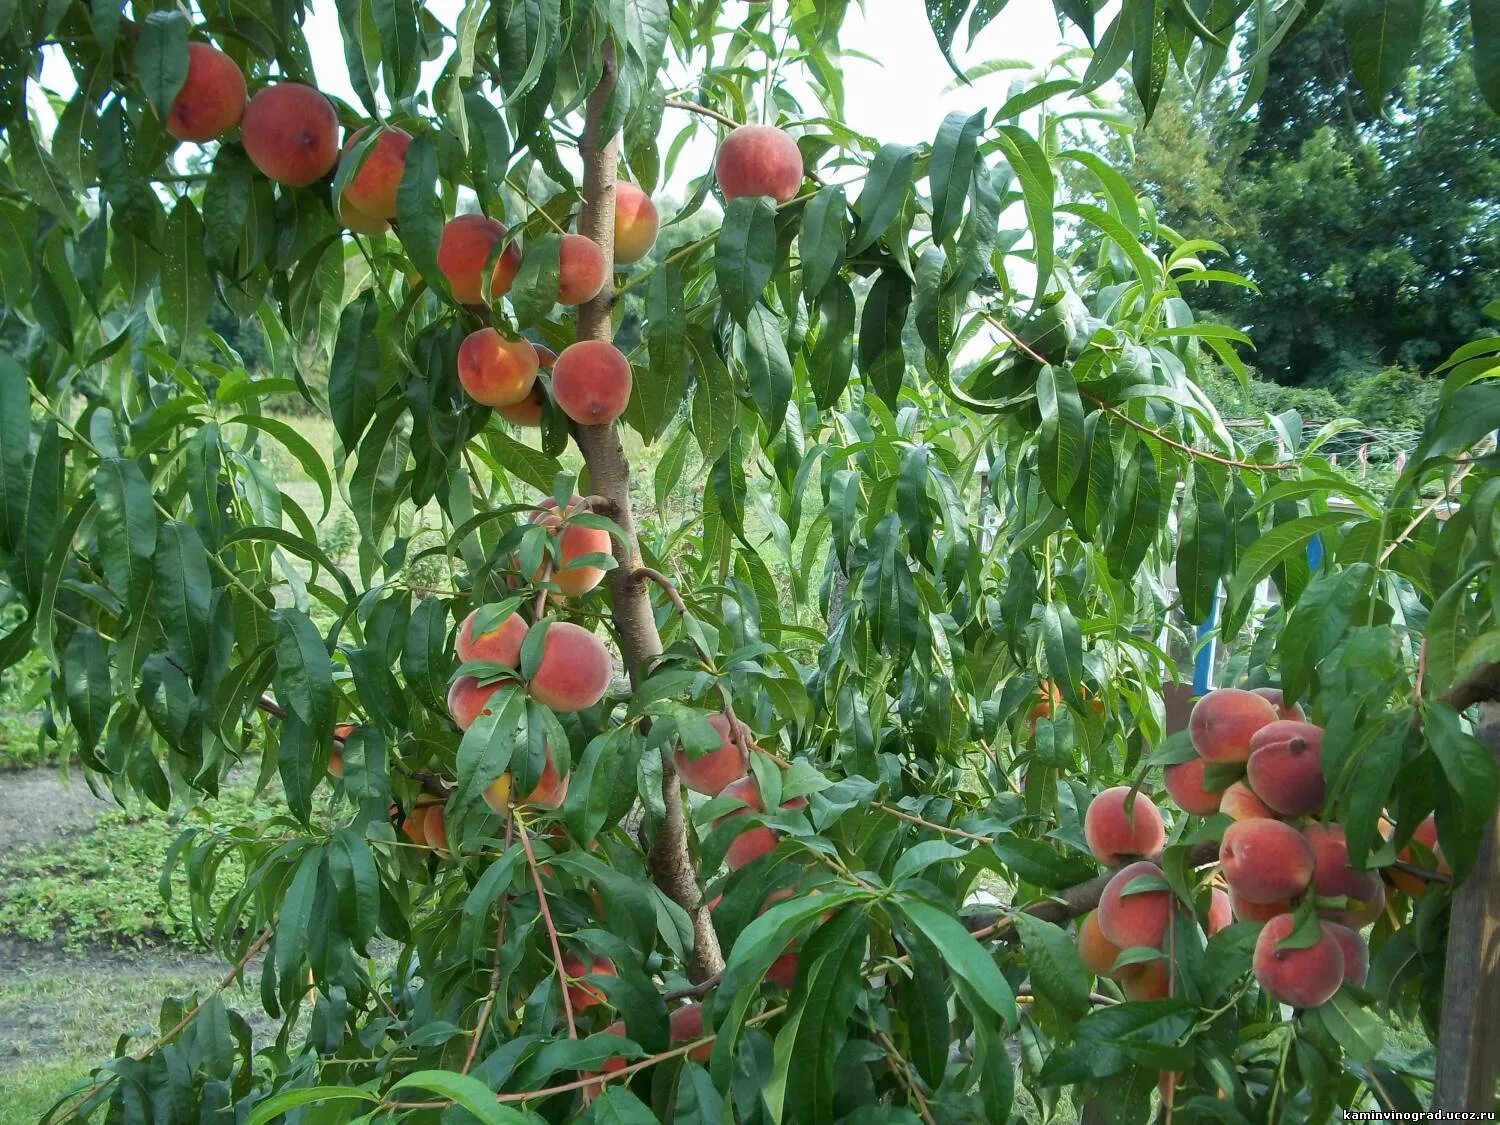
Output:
[
  {"left": 437, "top": 213, "right": 522, "bottom": 304},
  {"left": 498, "top": 379, "right": 547, "bottom": 427},
  {"left": 241, "top": 83, "right": 339, "bottom": 187},
  {"left": 1252, "top": 914, "right": 1345, "bottom": 1008},
  {"left": 562, "top": 953, "right": 615, "bottom": 1011},
  {"left": 673, "top": 713, "right": 751, "bottom": 796},
  {"left": 1097, "top": 860, "right": 1172, "bottom": 950},
  {"left": 1164, "top": 757, "right": 1224, "bottom": 816},
  {"left": 164, "top": 42, "right": 246, "bottom": 142},
  {"left": 447, "top": 675, "right": 509, "bottom": 731},
  {"left": 1324, "top": 922, "right": 1369, "bottom": 986},
  {"left": 669, "top": 1004, "right": 714, "bottom": 1062},
  {"left": 340, "top": 197, "right": 389, "bottom": 235},
  {"left": 481, "top": 747, "right": 569, "bottom": 814},
  {"left": 613, "top": 182, "right": 660, "bottom": 264},
  {"left": 458, "top": 327, "right": 540, "bottom": 408},
  {"left": 1120, "top": 958, "right": 1172, "bottom": 1001},
  {"left": 551, "top": 340, "right": 633, "bottom": 427},
  {"left": 1084, "top": 786, "right": 1166, "bottom": 866},
  {"left": 400, "top": 807, "right": 429, "bottom": 848},
  {"left": 1388, "top": 815, "right": 1448, "bottom": 898},
  {"left": 1206, "top": 888, "right": 1232, "bottom": 936},
  {"left": 526, "top": 621, "right": 612, "bottom": 712},
  {"left": 1304, "top": 823, "right": 1383, "bottom": 927},
  {"left": 1221, "top": 780, "right": 1276, "bottom": 822},
  {"left": 530, "top": 497, "right": 613, "bottom": 597},
  {"left": 715, "top": 124, "right": 804, "bottom": 203},
  {"left": 422, "top": 804, "right": 450, "bottom": 858},
  {"left": 714, "top": 775, "right": 806, "bottom": 870},
  {"left": 456, "top": 607, "right": 527, "bottom": 667},
  {"left": 340, "top": 126, "right": 411, "bottom": 220},
  {"left": 1251, "top": 686, "right": 1307, "bottom": 722},
  {"left": 766, "top": 952, "right": 799, "bottom": 989},
  {"left": 1220, "top": 819, "right": 1315, "bottom": 904},
  {"left": 1189, "top": 688, "right": 1279, "bottom": 763},
  {"left": 557, "top": 234, "right": 608, "bottom": 305},
  {"left": 1245, "top": 720, "right": 1326, "bottom": 817},
  {"left": 1230, "top": 890, "right": 1292, "bottom": 925}
]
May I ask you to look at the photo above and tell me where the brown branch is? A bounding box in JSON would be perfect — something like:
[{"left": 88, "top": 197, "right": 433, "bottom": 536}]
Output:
[
  {"left": 874, "top": 1028, "right": 938, "bottom": 1125},
  {"left": 636, "top": 566, "right": 688, "bottom": 615},
  {"left": 663, "top": 972, "right": 723, "bottom": 1001},
  {"left": 664, "top": 97, "right": 740, "bottom": 130},
  {"left": 876, "top": 803, "right": 993, "bottom": 843},
  {"left": 1440, "top": 661, "right": 1500, "bottom": 714},
  {"left": 573, "top": 38, "right": 723, "bottom": 982},
  {"left": 517, "top": 817, "right": 578, "bottom": 1040},
  {"left": 1379, "top": 462, "right": 1471, "bottom": 565}
]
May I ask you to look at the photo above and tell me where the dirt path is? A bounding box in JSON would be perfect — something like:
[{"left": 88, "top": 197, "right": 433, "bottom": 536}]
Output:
[{"left": 0, "top": 768, "right": 115, "bottom": 855}]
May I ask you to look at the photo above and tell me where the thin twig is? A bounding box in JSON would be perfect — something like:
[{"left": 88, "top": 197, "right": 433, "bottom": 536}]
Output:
[
  {"left": 663, "top": 972, "right": 723, "bottom": 1001},
  {"left": 874, "top": 1028, "right": 938, "bottom": 1125},
  {"left": 517, "top": 817, "right": 578, "bottom": 1039},
  {"left": 664, "top": 97, "right": 741, "bottom": 130},
  {"left": 876, "top": 803, "right": 992, "bottom": 843},
  {"left": 636, "top": 566, "right": 689, "bottom": 614},
  {"left": 1379, "top": 462, "right": 1471, "bottom": 564}
]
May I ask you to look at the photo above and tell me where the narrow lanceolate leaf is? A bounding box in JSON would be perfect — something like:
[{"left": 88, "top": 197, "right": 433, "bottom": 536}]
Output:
[
  {"left": 850, "top": 143, "right": 916, "bottom": 254},
  {"left": 777, "top": 909, "right": 871, "bottom": 1124},
  {"left": 1063, "top": 412, "right": 1115, "bottom": 542},
  {"left": 626, "top": 263, "right": 687, "bottom": 443},
  {"left": 329, "top": 289, "right": 383, "bottom": 451},
  {"left": 94, "top": 457, "right": 157, "bottom": 608},
  {"left": 1472, "top": 0, "right": 1500, "bottom": 113},
  {"left": 1043, "top": 602, "right": 1086, "bottom": 713},
  {"left": 160, "top": 198, "right": 208, "bottom": 355},
  {"left": 743, "top": 304, "right": 793, "bottom": 440},
  {"left": 395, "top": 132, "right": 445, "bottom": 298},
  {"left": 1226, "top": 511, "right": 1353, "bottom": 617},
  {"left": 1344, "top": 0, "right": 1428, "bottom": 110},
  {"left": 1176, "top": 469, "right": 1226, "bottom": 623},
  {"left": 993, "top": 125, "right": 1055, "bottom": 299},
  {"left": 0, "top": 351, "right": 29, "bottom": 554},
  {"left": 929, "top": 109, "right": 986, "bottom": 244},
  {"left": 717, "top": 196, "right": 777, "bottom": 326},
  {"left": 134, "top": 11, "right": 190, "bottom": 117},
  {"left": 64, "top": 627, "right": 111, "bottom": 754},
  {"left": 799, "top": 184, "right": 848, "bottom": 300},
  {"left": 1036, "top": 365, "right": 1085, "bottom": 506},
  {"left": 273, "top": 608, "right": 335, "bottom": 733},
  {"left": 894, "top": 897, "right": 1018, "bottom": 1028},
  {"left": 1105, "top": 440, "right": 1161, "bottom": 580},
  {"left": 808, "top": 277, "right": 855, "bottom": 410},
  {"left": 858, "top": 269, "right": 912, "bottom": 409},
  {"left": 154, "top": 521, "right": 212, "bottom": 681}
]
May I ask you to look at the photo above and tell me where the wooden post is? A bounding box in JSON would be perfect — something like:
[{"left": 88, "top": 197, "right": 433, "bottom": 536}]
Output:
[{"left": 1433, "top": 701, "right": 1500, "bottom": 1109}]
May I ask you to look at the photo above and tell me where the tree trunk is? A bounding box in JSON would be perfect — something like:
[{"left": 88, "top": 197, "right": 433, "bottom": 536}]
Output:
[{"left": 573, "top": 40, "right": 723, "bottom": 982}]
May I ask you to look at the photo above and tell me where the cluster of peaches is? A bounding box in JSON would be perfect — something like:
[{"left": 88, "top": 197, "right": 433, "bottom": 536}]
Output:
[{"left": 1076, "top": 686, "right": 1446, "bottom": 1011}]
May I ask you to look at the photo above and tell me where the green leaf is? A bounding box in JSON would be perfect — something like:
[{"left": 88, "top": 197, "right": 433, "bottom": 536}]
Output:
[
  {"left": 329, "top": 289, "right": 385, "bottom": 451},
  {"left": 688, "top": 333, "right": 736, "bottom": 463},
  {"left": 135, "top": 11, "right": 190, "bottom": 118},
  {"left": 799, "top": 184, "right": 848, "bottom": 299},
  {"left": 632, "top": 263, "right": 688, "bottom": 442},
  {"left": 329, "top": 828, "right": 380, "bottom": 955},
  {"left": 396, "top": 132, "right": 446, "bottom": 300},
  {"left": 153, "top": 521, "right": 212, "bottom": 681},
  {"left": 1043, "top": 602, "right": 1085, "bottom": 713},
  {"left": 244, "top": 1088, "right": 379, "bottom": 1125},
  {"left": 509, "top": 233, "right": 560, "bottom": 326},
  {"left": 391, "top": 1071, "right": 535, "bottom": 1123},
  {"left": 1176, "top": 469, "right": 1226, "bottom": 623},
  {"left": 893, "top": 839, "right": 971, "bottom": 884},
  {"left": 160, "top": 198, "right": 208, "bottom": 356},
  {"left": 930, "top": 109, "right": 986, "bottom": 244},
  {"left": 993, "top": 125, "right": 1056, "bottom": 299},
  {"left": 1226, "top": 512, "right": 1353, "bottom": 621},
  {"left": 63, "top": 627, "right": 111, "bottom": 755},
  {"left": 94, "top": 457, "right": 157, "bottom": 609},
  {"left": 1344, "top": 0, "right": 1428, "bottom": 110},
  {"left": 1425, "top": 702, "right": 1499, "bottom": 836},
  {"left": 894, "top": 897, "right": 1017, "bottom": 1028},
  {"left": 850, "top": 143, "right": 916, "bottom": 255},
  {"left": 373, "top": 0, "right": 421, "bottom": 99},
  {"left": 859, "top": 269, "right": 912, "bottom": 409},
  {"left": 583, "top": 1086, "right": 658, "bottom": 1123},
  {"left": 717, "top": 196, "right": 778, "bottom": 326},
  {"left": 1037, "top": 365, "right": 1085, "bottom": 505},
  {"left": 743, "top": 304, "right": 793, "bottom": 439},
  {"left": 273, "top": 608, "right": 334, "bottom": 732},
  {"left": 1011, "top": 912, "right": 1092, "bottom": 1023},
  {"left": 809, "top": 277, "right": 855, "bottom": 410},
  {"left": 1472, "top": 0, "right": 1500, "bottom": 113}
]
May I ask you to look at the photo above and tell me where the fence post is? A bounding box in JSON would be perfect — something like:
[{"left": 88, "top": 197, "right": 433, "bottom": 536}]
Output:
[{"left": 1192, "top": 588, "right": 1219, "bottom": 696}]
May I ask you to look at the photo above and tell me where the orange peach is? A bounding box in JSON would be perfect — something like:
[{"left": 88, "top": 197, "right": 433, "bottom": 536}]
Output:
[
  {"left": 422, "top": 804, "right": 450, "bottom": 858},
  {"left": 456, "top": 606, "right": 527, "bottom": 667},
  {"left": 1388, "top": 815, "right": 1447, "bottom": 898},
  {"left": 1221, "top": 780, "right": 1276, "bottom": 822},
  {"left": 1120, "top": 958, "right": 1172, "bottom": 1001},
  {"left": 1189, "top": 688, "right": 1278, "bottom": 763},
  {"left": 328, "top": 722, "right": 356, "bottom": 779},
  {"left": 613, "top": 182, "right": 660, "bottom": 264},
  {"left": 1324, "top": 922, "right": 1369, "bottom": 986},
  {"left": 482, "top": 747, "right": 569, "bottom": 814},
  {"left": 1097, "top": 860, "right": 1172, "bottom": 950},
  {"left": 457, "top": 327, "right": 539, "bottom": 408},
  {"left": 551, "top": 340, "right": 633, "bottom": 426},
  {"left": 557, "top": 234, "right": 608, "bottom": 305},
  {"left": 673, "top": 713, "right": 750, "bottom": 796},
  {"left": 1220, "top": 819, "right": 1315, "bottom": 904},
  {"left": 447, "top": 675, "right": 509, "bottom": 731},
  {"left": 1230, "top": 890, "right": 1292, "bottom": 925},
  {"left": 164, "top": 42, "right": 246, "bottom": 142},
  {"left": 1077, "top": 909, "right": 1124, "bottom": 978},
  {"left": 340, "top": 126, "right": 411, "bottom": 220},
  {"left": 1251, "top": 686, "right": 1307, "bottom": 722},
  {"left": 1084, "top": 786, "right": 1166, "bottom": 866},
  {"left": 1164, "top": 757, "right": 1224, "bottom": 816},
  {"left": 1246, "top": 721, "right": 1325, "bottom": 816},
  {"left": 562, "top": 953, "right": 615, "bottom": 1011},
  {"left": 498, "top": 380, "right": 547, "bottom": 427},
  {"left": 437, "top": 213, "right": 522, "bottom": 304},
  {"left": 525, "top": 621, "right": 612, "bottom": 712},
  {"left": 530, "top": 497, "right": 612, "bottom": 597},
  {"left": 669, "top": 1004, "right": 714, "bottom": 1062},
  {"left": 1304, "top": 824, "right": 1383, "bottom": 927},
  {"left": 1206, "top": 888, "right": 1232, "bottom": 936},
  {"left": 1252, "top": 914, "right": 1345, "bottom": 1008},
  {"left": 241, "top": 83, "right": 339, "bottom": 187},
  {"left": 400, "top": 807, "right": 429, "bottom": 848},
  {"left": 715, "top": 124, "right": 804, "bottom": 203}
]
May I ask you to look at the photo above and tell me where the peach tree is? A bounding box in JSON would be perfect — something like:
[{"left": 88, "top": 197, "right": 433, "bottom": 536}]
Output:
[{"left": 1, "top": 0, "right": 1498, "bottom": 1121}]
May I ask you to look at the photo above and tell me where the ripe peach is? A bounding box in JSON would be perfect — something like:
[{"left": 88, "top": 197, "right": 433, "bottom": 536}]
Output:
[
  {"left": 715, "top": 124, "right": 804, "bottom": 203},
  {"left": 1097, "top": 860, "right": 1172, "bottom": 950},
  {"left": 482, "top": 747, "right": 569, "bottom": 814},
  {"left": 562, "top": 953, "right": 615, "bottom": 1011},
  {"left": 340, "top": 126, "right": 411, "bottom": 220},
  {"left": 400, "top": 807, "right": 429, "bottom": 848},
  {"left": 340, "top": 197, "right": 389, "bottom": 235},
  {"left": 1026, "top": 681, "right": 1061, "bottom": 737},
  {"left": 1221, "top": 780, "right": 1276, "bottom": 822},
  {"left": 673, "top": 713, "right": 750, "bottom": 796},
  {"left": 714, "top": 775, "right": 807, "bottom": 870},
  {"left": 1206, "top": 888, "right": 1232, "bottom": 936},
  {"left": 669, "top": 1004, "right": 714, "bottom": 1062},
  {"left": 241, "top": 83, "right": 339, "bottom": 187},
  {"left": 458, "top": 327, "right": 540, "bottom": 408},
  {"left": 456, "top": 607, "right": 527, "bottom": 667},
  {"left": 766, "top": 952, "right": 799, "bottom": 989},
  {"left": 1120, "top": 958, "right": 1171, "bottom": 1001},
  {"left": 328, "top": 722, "right": 355, "bottom": 779},
  {"left": 530, "top": 497, "right": 612, "bottom": 597},
  {"left": 1252, "top": 914, "right": 1345, "bottom": 1008},
  {"left": 1189, "top": 688, "right": 1278, "bottom": 763},
  {"left": 422, "top": 804, "right": 451, "bottom": 858},
  {"left": 551, "top": 340, "right": 633, "bottom": 427},
  {"left": 525, "top": 621, "right": 612, "bottom": 712},
  {"left": 498, "top": 380, "right": 547, "bottom": 427},
  {"left": 1245, "top": 721, "right": 1325, "bottom": 816},
  {"left": 1304, "top": 824, "right": 1383, "bottom": 926},
  {"left": 1220, "top": 819, "right": 1315, "bottom": 904},
  {"left": 1230, "top": 890, "right": 1292, "bottom": 925},
  {"left": 1324, "top": 922, "right": 1369, "bottom": 986},
  {"left": 437, "top": 213, "right": 522, "bottom": 304},
  {"left": 164, "top": 42, "right": 246, "bottom": 142},
  {"left": 1077, "top": 909, "right": 1124, "bottom": 978},
  {"left": 613, "top": 182, "right": 660, "bottom": 264},
  {"left": 1084, "top": 786, "right": 1166, "bottom": 866},
  {"left": 447, "top": 675, "right": 509, "bottom": 731},
  {"left": 1388, "top": 815, "right": 1447, "bottom": 898},
  {"left": 1164, "top": 758, "right": 1224, "bottom": 816},
  {"left": 1250, "top": 686, "right": 1306, "bottom": 722},
  {"left": 557, "top": 234, "right": 608, "bottom": 305}
]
